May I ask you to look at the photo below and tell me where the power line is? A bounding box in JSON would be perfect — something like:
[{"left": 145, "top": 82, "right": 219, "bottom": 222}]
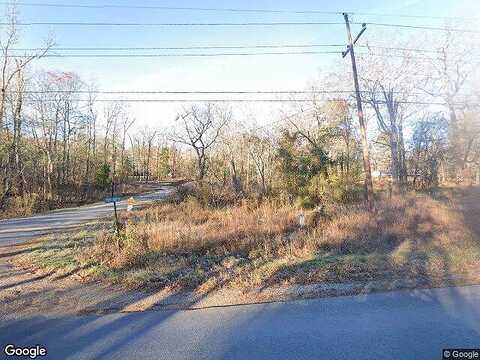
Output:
[
  {"left": 359, "top": 45, "right": 441, "bottom": 53},
  {"left": 22, "top": 98, "right": 477, "bottom": 106},
  {"left": 0, "top": 2, "right": 342, "bottom": 14},
  {"left": 26, "top": 98, "right": 327, "bottom": 103},
  {"left": 6, "top": 50, "right": 343, "bottom": 58},
  {"left": 13, "top": 90, "right": 473, "bottom": 98},
  {"left": 0, "top": 21, "right": 345, "bottom": 27},
  {"left": 8, "top": 49, "right": 469, "bottom": 59},
  {"left": 24, "top": 90, "right": 351, "bottom": 94},
  {"left": 10, "top": 44, "right": 346, "bottom": 51},
  {"left": 7, "top": 45, "right": 442, "bottom": 53},
  {"left": 4, "top": 51, "right": 476, "bottom": 62},
  {"left": 356, "top": 52, "right": 480, "bottom": 62},
  {"left": 358, "top": 22, "right": 480, "bottom": 33},
  {"left": 349, "top": 11, "right": 478, "bottom": 21},
  {"left": 2, "top": 2, "right": 478, "bottom": 20},
  {"left": 0, "top": 20, "right": 476, "bottom": 33}
]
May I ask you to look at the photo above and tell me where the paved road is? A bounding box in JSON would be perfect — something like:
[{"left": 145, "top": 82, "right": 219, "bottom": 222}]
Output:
[
  {"left": 1, "top": 285, "right": 479, "bottom": 359},
  {"left": 0, "top": 187, "right": 176, "bottom": 246}
]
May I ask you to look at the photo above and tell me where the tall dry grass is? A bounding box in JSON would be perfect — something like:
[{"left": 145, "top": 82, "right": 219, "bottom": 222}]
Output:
[{"left": 80, "top": 190, "right": 479, "bottom": 290}]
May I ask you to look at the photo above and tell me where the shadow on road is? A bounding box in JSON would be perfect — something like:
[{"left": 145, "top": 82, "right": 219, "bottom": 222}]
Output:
[{"left": 1, "top": 283, "right": 480, "bottom": 359}]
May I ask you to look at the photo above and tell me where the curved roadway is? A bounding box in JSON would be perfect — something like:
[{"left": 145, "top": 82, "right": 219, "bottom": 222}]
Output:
[{"left": 0, "top": 187, "right": 175, "bottom": 246}]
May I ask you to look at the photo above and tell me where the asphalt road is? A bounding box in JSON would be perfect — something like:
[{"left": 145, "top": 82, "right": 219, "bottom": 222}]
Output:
[
  {"left": 0, "top": 187, "right": 175, "bottom": 246},
  {"left": 1, "top": 285, "right": 479, "bottom": 360}
]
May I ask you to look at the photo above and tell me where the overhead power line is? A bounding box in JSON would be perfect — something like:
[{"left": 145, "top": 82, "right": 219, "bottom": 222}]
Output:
[
  {"left": 1, "top": 20, "right": 477, "bottom": 33},
  {"left": 16, "top": 90, "right": 472, "bottom": 97},
  {"left": 8, "top": 52, "right": 477, "bottom": 60},
  {"left": 26, "top": 98, "right": 327, "bottom": 103},
  {"left": 6, "top": 50, "right": 343, "bottom": 58},
  {"left": 8, "top": 49, "right": 474, "bottom": 59},
  {"left": 1, "top": 2, "right": 478, "bottom": 20},
  {"left": 356, "top": 52, "right": 480, "bottom": 62},
  {"left": 23, "top": 90, "right": 352, "bottom": 94},
  {"left": 348, "top": 11, "right": 478, "bottom": 20},
  {"left": 22, "top": 98, "right": 477, "bottom": 106},
  {"left": 7, "top": 45, "right": 443, "bottom": 53},
  {"left": 358, "top": 22, "right": 480, "bottom": 33},
  {"left": 10, "top": 44, "right": 346, "bottom": 51},
  {"left": 360, "top": 46, "right": 441, "bottom": 53},
  {"left": 0, "top": 21, "right": 345, "bottom": 26},
  {"left": 0, "top": 2, "right": 342, "bottom": 14}
]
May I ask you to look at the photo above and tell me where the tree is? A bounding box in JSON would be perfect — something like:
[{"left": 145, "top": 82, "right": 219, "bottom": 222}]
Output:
[
  {"left": 247, "top": 133, "right": 274, "bottom": 195},
  {"left": 321, "top": 99, "right": 359, "bottom": 183},
  {"left": 171, "top": 104, "right": 230, "bottom": 180},
  {"left": 410, "top": 114, "right": 448, "bottom": 188},
  {"left": 359, "top": 47, "right": 418, "bottom": 192},
  {"left": 449, "top": 111, "right": 480, "bottom": 184},
  {"left": 417, "top": 28, "right": 478, "bottom": 183},
  {"left": 276, "top": 128, "right": 331, "bottom": 206},
  {"left": 0, "top": 5, "right": 52, "bottom": 205}
]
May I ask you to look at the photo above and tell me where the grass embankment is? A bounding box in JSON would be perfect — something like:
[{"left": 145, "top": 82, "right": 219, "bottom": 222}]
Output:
[{"left": 16, "top": 188, "right": 480, "bottom": 294}]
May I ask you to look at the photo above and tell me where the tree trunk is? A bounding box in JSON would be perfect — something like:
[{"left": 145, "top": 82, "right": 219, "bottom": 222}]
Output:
[
  {"left": 389, "top": 131, "right": 401, "bottom": 193},
  {"left": 230, "top": 158, "right": 243, "bottom": 194},
  {"left": 397, "top": 122, "right": 407, "bottom": 188},
  {"left": 10, "top": 67, "right": 25, "bottom": 195}
]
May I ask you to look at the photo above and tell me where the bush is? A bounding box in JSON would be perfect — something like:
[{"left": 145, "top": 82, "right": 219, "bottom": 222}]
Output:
[
  {"left": 1, "top": 193, "right": 44, "bottom": 218},
  {"left": 188, "top": 182, "right": 241, "bottom": 208}
]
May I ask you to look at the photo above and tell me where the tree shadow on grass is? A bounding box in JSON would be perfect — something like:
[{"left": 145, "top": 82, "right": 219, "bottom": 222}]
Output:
[
  {"left": 0, "top": 242, "right": 254, "bottom": 359},
  {"left": 253, "top": 199, "right": 464, "bottom": 296}
]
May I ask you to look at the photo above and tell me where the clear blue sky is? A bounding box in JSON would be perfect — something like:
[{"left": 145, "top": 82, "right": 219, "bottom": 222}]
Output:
[{"left": 10, "top": 0, "right": 480, "bottom": 128}]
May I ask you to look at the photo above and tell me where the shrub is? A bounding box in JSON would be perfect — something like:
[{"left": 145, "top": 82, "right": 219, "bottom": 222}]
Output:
[
  {"left": 189, "top": 182, "right": 241, "bottom": 208},
  {"left": 1, "top": 193, "right": 43, "bottom": 218}
]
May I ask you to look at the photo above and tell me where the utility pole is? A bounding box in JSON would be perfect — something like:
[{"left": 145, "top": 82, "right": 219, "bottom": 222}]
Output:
[{"left": 342, "top": 13, "right": 374, "bottom": 209}]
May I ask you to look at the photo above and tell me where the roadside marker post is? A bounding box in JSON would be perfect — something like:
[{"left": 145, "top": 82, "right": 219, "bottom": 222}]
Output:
[
  {"left": 127, "top": 197, "right": 136, "bottom": 212},
  {"left": 106, "top": 179, "right": 121, "bottom": 235},
  {"left": 104, "top": 196, "right": 121, "bottom": 233}
]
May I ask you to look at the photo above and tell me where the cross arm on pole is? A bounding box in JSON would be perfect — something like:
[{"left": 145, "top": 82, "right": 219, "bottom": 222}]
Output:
[{"left": 342, "top": 21, "right": 367, "bottom": 58}]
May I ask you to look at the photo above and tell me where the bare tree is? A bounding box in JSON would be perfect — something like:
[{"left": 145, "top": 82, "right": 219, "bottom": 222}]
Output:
[
  {"left": 0, "top": 5, "right": 53, "bottom": 128},
  {"left": 416, "top": 28, "right": 478, "bottom": 183},
  {"left": 120, "top": 114, "right": 135, "bottom": 181},
  {"left": 410, "top": 113, "right": 448, "bottom": 188},
  {"left": 171, "top": 104, "right": 230, "bottom": 180},
  {"left": 0, "top": 5, "right": 53, "bottom": 205},
  {"left": 140, "top": 127, "right": 157, "bottom": 182},
  {"left": 359, "top": 46, "right": 418, "bottom": 192},
  {"left": 247, "top": 133, "right": 274, "bottom": 195}
]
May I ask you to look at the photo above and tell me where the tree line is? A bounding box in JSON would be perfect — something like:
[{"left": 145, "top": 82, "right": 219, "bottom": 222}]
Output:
[{"left": 0, "top": 7, "right": 479, "bottom": 217}]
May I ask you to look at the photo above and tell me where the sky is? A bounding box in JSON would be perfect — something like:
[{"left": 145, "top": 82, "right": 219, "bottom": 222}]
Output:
[{"left": 8, "top": 0, "right": 480, "bottom": 130}]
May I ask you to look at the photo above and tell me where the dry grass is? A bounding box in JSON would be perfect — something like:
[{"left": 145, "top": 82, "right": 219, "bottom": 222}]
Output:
[{"left": 18, "top": 187, "right": 480, "bottom": 294}]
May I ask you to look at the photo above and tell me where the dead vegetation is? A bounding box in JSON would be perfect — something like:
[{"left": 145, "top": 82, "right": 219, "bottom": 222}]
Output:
[{"left": 16, "top": 187, "right": 480, "bottom": 295}]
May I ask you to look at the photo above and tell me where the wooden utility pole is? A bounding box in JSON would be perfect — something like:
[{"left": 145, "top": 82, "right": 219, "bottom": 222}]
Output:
[{"left": 342, "top": 13, "right": 374, "bottom": 209}]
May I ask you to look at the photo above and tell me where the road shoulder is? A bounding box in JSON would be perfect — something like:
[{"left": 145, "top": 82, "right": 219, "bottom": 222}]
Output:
[{"left": 2, "top": 239, "right": 480, "bottom": 320}]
